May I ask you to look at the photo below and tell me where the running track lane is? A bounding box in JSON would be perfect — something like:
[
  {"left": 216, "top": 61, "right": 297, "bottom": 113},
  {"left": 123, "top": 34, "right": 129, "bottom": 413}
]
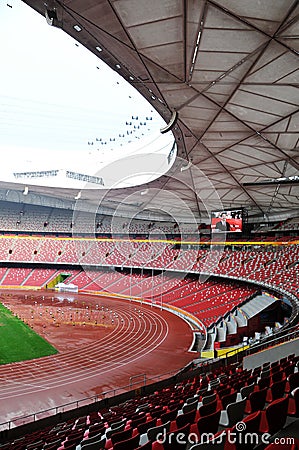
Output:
[{"left": 0, "top": 292, "right": 195, "bottom": 425}]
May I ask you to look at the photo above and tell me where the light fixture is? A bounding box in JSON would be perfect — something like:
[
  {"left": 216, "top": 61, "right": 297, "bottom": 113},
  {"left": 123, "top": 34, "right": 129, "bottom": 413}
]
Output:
[
  {"left": 96, "top": 46, "right": 102, "bottom": 52},
  {"left": 160, "top": 110, "right": 178, "bottom": 134},
  {"left": 73, "top": 24, "right": 82, "bottom": 32},
  {"left": 45, "top": 9, "right": 57, "bottom": 26},
  {"left": 75, "top": 191, "right": 81, "bottom": 200},
  {"left": 243, "top": 176, "right": 299, "bottom": 186},
  {"left": 23, "top": 186, "right": 29, "bottom": 195},
  {"left": 141, "top": 189, "right": 149, "bottom": 195},
  {"left": 180, "top": 161, "right": 192, "bottom": 172}
]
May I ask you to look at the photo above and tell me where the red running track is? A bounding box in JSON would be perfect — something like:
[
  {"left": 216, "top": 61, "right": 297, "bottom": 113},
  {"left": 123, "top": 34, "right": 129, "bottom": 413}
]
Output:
[{"left": 0, "top": 290, "right": 195, "bottom": 427}]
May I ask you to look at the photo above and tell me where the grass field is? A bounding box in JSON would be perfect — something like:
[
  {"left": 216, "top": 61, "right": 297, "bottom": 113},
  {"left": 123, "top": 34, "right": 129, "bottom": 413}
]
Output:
[{"left": 0, "top": 303, "right": 58, "bottom": 364}]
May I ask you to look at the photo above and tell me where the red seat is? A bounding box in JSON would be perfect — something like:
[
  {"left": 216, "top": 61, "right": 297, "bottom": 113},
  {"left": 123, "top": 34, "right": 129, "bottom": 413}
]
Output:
[
  {"left": 271, "top": 370, "right": 284, "bottom": 383},
  {"left": 284, "top": 363, "right": 296, "bottom": 379},
  {"left": 130, "top": 414, "right": 147, "bottom": 429},
  {"left": 288, "top": 388, "right": 299, "bottom": 417},
  {"left": 163, "top": 422, "right": 191, "bottom": 450},
  {"left": 113, "top": 433, "right": 141, "bottom": 450},
  {"left": 242, "top": 409, "right": 261, "bottom": 433},
  {"left": 175, "top": 409, "right": 197, "bottom": 429},
  {"left": 287, "top": 372, "right": 299, "bottom": 393},
  {"left": 160, "top": 408, "right": 178, "bottom": 424},
  {"left": 245, "top": 387, "right": 267, "bottom": 414},
  {"left": 198, "top": 399, "right": 217, "bottom": 417},
  {"left": 137, "top": 418, "right": 157, "bottom": 436},
  {"left": 79, "top": 436, "right": 106, "bottom": 450},
  {"left": 110, "top": 427, "right": 133, "bottom": 446},
  {"left": 258, "top": 376, "right": 271, "bottom": 390},
  {"left": 230, "top": 410, "right": 261, "bottom": 450},
  {"left": 266, "top": 379, "right": 287, "bottom": 403},
  {"left": 220, "top": 391, "right": 237, "bottom": 410},
  {"left": 80, "top": 433, "right": 105, "bottom": 449},
  {"left": 196, "top": 408, "right": 221, "bottom": 438},
  {"left": 260, "top": 396, "right": 289, "bottom": 435},
  {"left": 217, "top": 387, "right": 231, "bottom": 399}
]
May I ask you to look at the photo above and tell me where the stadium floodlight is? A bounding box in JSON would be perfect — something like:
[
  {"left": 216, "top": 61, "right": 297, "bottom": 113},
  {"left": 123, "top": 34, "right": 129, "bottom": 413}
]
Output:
[
  {"left": 243, "top": 175, "right": 299, "bottom": 186},
  {"left": 45, "top": 8, "right": 58, "bottom": 26},
  {"left": 160, "top": 110, "right": 178, "bottom": 134},
  {"left": 181, "top": 161, "right": 192, "bottom": 172}
]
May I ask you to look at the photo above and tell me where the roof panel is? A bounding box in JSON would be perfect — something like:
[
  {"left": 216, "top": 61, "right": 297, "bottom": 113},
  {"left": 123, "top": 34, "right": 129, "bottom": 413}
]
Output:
[
  {"left": 199, "top": 29, "right": 268, "bottom": 53},
  {"left": 126, "top": 17, "right": 182, "bottom": 49},
  {"left": 214, "top": 0, "right": 295, "bottom": 33},
  {"left": 246, "top": 50, "right": 299, "bottom": 83},
  {"left": 139, "top": 43, "right": 185, "bottom": 78},
  {"left": 113, "top": 0, "right": 181, "bottom": 27},
  {"left": 16, "top": 0, "right": 299, "bottom": 220}
]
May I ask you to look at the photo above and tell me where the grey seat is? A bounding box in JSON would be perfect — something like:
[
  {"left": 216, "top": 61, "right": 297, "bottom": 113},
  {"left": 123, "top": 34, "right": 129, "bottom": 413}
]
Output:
[
  {"left": 197, "top": 392, "right": 217, "bottom": 409},
  {"left": 79, "top": 436, "right": 106, "bottom": 450},
  {"left": 147, "top": 420, "right": 171, "bottom": 442},
  {"left": 181, "top": 400, "right": 198, "bottom": 414},
  {"left": 219, "top": 397, "right": 246, "bottom": 428},
  {"left": 43, "top": 439, "right": 61, "bottom": 449},
  {"left": 105, "top": 422, "right": 125, "bottom": 439},
  {"left": 137, "top": 403, "right": 149, "bottom": 412},
  {"left": 186, "top": 395, "right": 199, "bottom": 404},
  {"left": 260, "top": 369, "right": 270, "bottom": 379},
  {"left": 139, "top": 420, "right": 171, "bottom": 446},
  {"left": 80, "top": 431, "right": 103, "bottom": 448},
  {"left": 236, "top": 382, "right": 255, "bottom": 401},
  {"left": 110, "top": 418, "right": 127, "bottom": 430},
  {"left": 209, "top": 379, "right": 220, "bottom": 389},
  {"left": 202, "top": 393, "right": 217, "bottom": 405},
  {"left": 138, "top": 420, "right": 171, "bottom": 446}
]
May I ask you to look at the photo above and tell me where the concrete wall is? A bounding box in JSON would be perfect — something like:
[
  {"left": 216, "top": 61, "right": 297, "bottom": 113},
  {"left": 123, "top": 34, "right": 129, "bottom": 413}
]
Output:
[{"left": 243, "top": 337, "right": 299, "bottom": 370}]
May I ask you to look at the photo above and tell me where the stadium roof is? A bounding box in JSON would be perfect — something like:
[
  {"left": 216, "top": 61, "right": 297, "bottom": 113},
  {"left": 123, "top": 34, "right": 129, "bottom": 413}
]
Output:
[{"left": 8, "top": 1, "right": 299, "bottom": 223}]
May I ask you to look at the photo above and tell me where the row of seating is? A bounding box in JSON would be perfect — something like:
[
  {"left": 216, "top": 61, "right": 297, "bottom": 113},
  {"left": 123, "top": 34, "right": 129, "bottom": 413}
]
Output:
[
  {"left": 1, "top": 355, "right": 298, "bottom": 450},
  {"left": 0, "top": 202, "right": 200, "bottom": 234},
  {"left": 0, "top": 236, "right": 297, "bottom": 348},
  {"left": 3, "top": 200, "right": 299, "bottom": 237},
  {"left": 0, "top": 266, "right": 256, "bottom": 329},
  {"left": 0, "top": 236, "right": 298, "bottom": 270}
]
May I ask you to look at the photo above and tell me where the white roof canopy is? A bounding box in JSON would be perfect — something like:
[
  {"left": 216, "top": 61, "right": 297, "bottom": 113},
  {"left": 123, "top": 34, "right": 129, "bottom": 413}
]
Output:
[{"left": 13, "top": 1, "right": 299, "bottom": 222}]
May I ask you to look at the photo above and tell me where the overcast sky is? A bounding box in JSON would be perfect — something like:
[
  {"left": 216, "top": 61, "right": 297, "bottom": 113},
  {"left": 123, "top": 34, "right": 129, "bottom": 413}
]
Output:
[{"left": 0, "top": 0, "right": 174, "bottom": 188}]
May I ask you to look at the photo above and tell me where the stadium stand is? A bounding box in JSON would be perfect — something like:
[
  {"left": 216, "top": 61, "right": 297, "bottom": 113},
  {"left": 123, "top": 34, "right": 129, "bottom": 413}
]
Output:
[
  {"left": 1, "top": 0, "right": 299, "bottom": 447},
  {"left": 0, "top": 350, "right": 298, "bottom": 449}
]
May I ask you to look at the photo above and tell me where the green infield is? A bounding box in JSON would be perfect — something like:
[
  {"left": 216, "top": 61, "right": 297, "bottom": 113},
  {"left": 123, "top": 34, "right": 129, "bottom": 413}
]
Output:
[{"left": 0, "top": 303, "right": 58, "bottom": 364}]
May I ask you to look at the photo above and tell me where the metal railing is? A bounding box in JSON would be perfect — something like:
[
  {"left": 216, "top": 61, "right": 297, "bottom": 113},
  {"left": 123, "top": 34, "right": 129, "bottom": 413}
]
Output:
[
  {"left": 0, "top": 369, "right": 178, "bottom": 432},
  {"left": 1, "top": 326, "right": 298, "bottom": 435},
  {"left": 129, "top": 373, "right": 147, "bottom": 389},
  {"left": 196, "top": 324, "right": 299, "bottom": 370}
]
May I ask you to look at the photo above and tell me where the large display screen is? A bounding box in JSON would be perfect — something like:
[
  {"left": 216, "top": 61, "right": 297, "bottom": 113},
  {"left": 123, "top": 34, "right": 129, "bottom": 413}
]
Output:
[{"left": 211, "top": 209, "right": 243, "bottom": 233}]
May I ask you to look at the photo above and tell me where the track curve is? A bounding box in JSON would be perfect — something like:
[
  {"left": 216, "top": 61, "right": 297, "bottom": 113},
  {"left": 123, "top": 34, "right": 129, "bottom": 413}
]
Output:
[{"left": 0, "top": 290, "right": 195, "bottom": 425}]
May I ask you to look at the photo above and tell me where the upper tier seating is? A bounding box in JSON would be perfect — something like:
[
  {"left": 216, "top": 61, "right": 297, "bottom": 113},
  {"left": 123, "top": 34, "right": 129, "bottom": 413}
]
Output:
[{"left": 0, "top": 236, "right": 297, "bottom": 329}]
